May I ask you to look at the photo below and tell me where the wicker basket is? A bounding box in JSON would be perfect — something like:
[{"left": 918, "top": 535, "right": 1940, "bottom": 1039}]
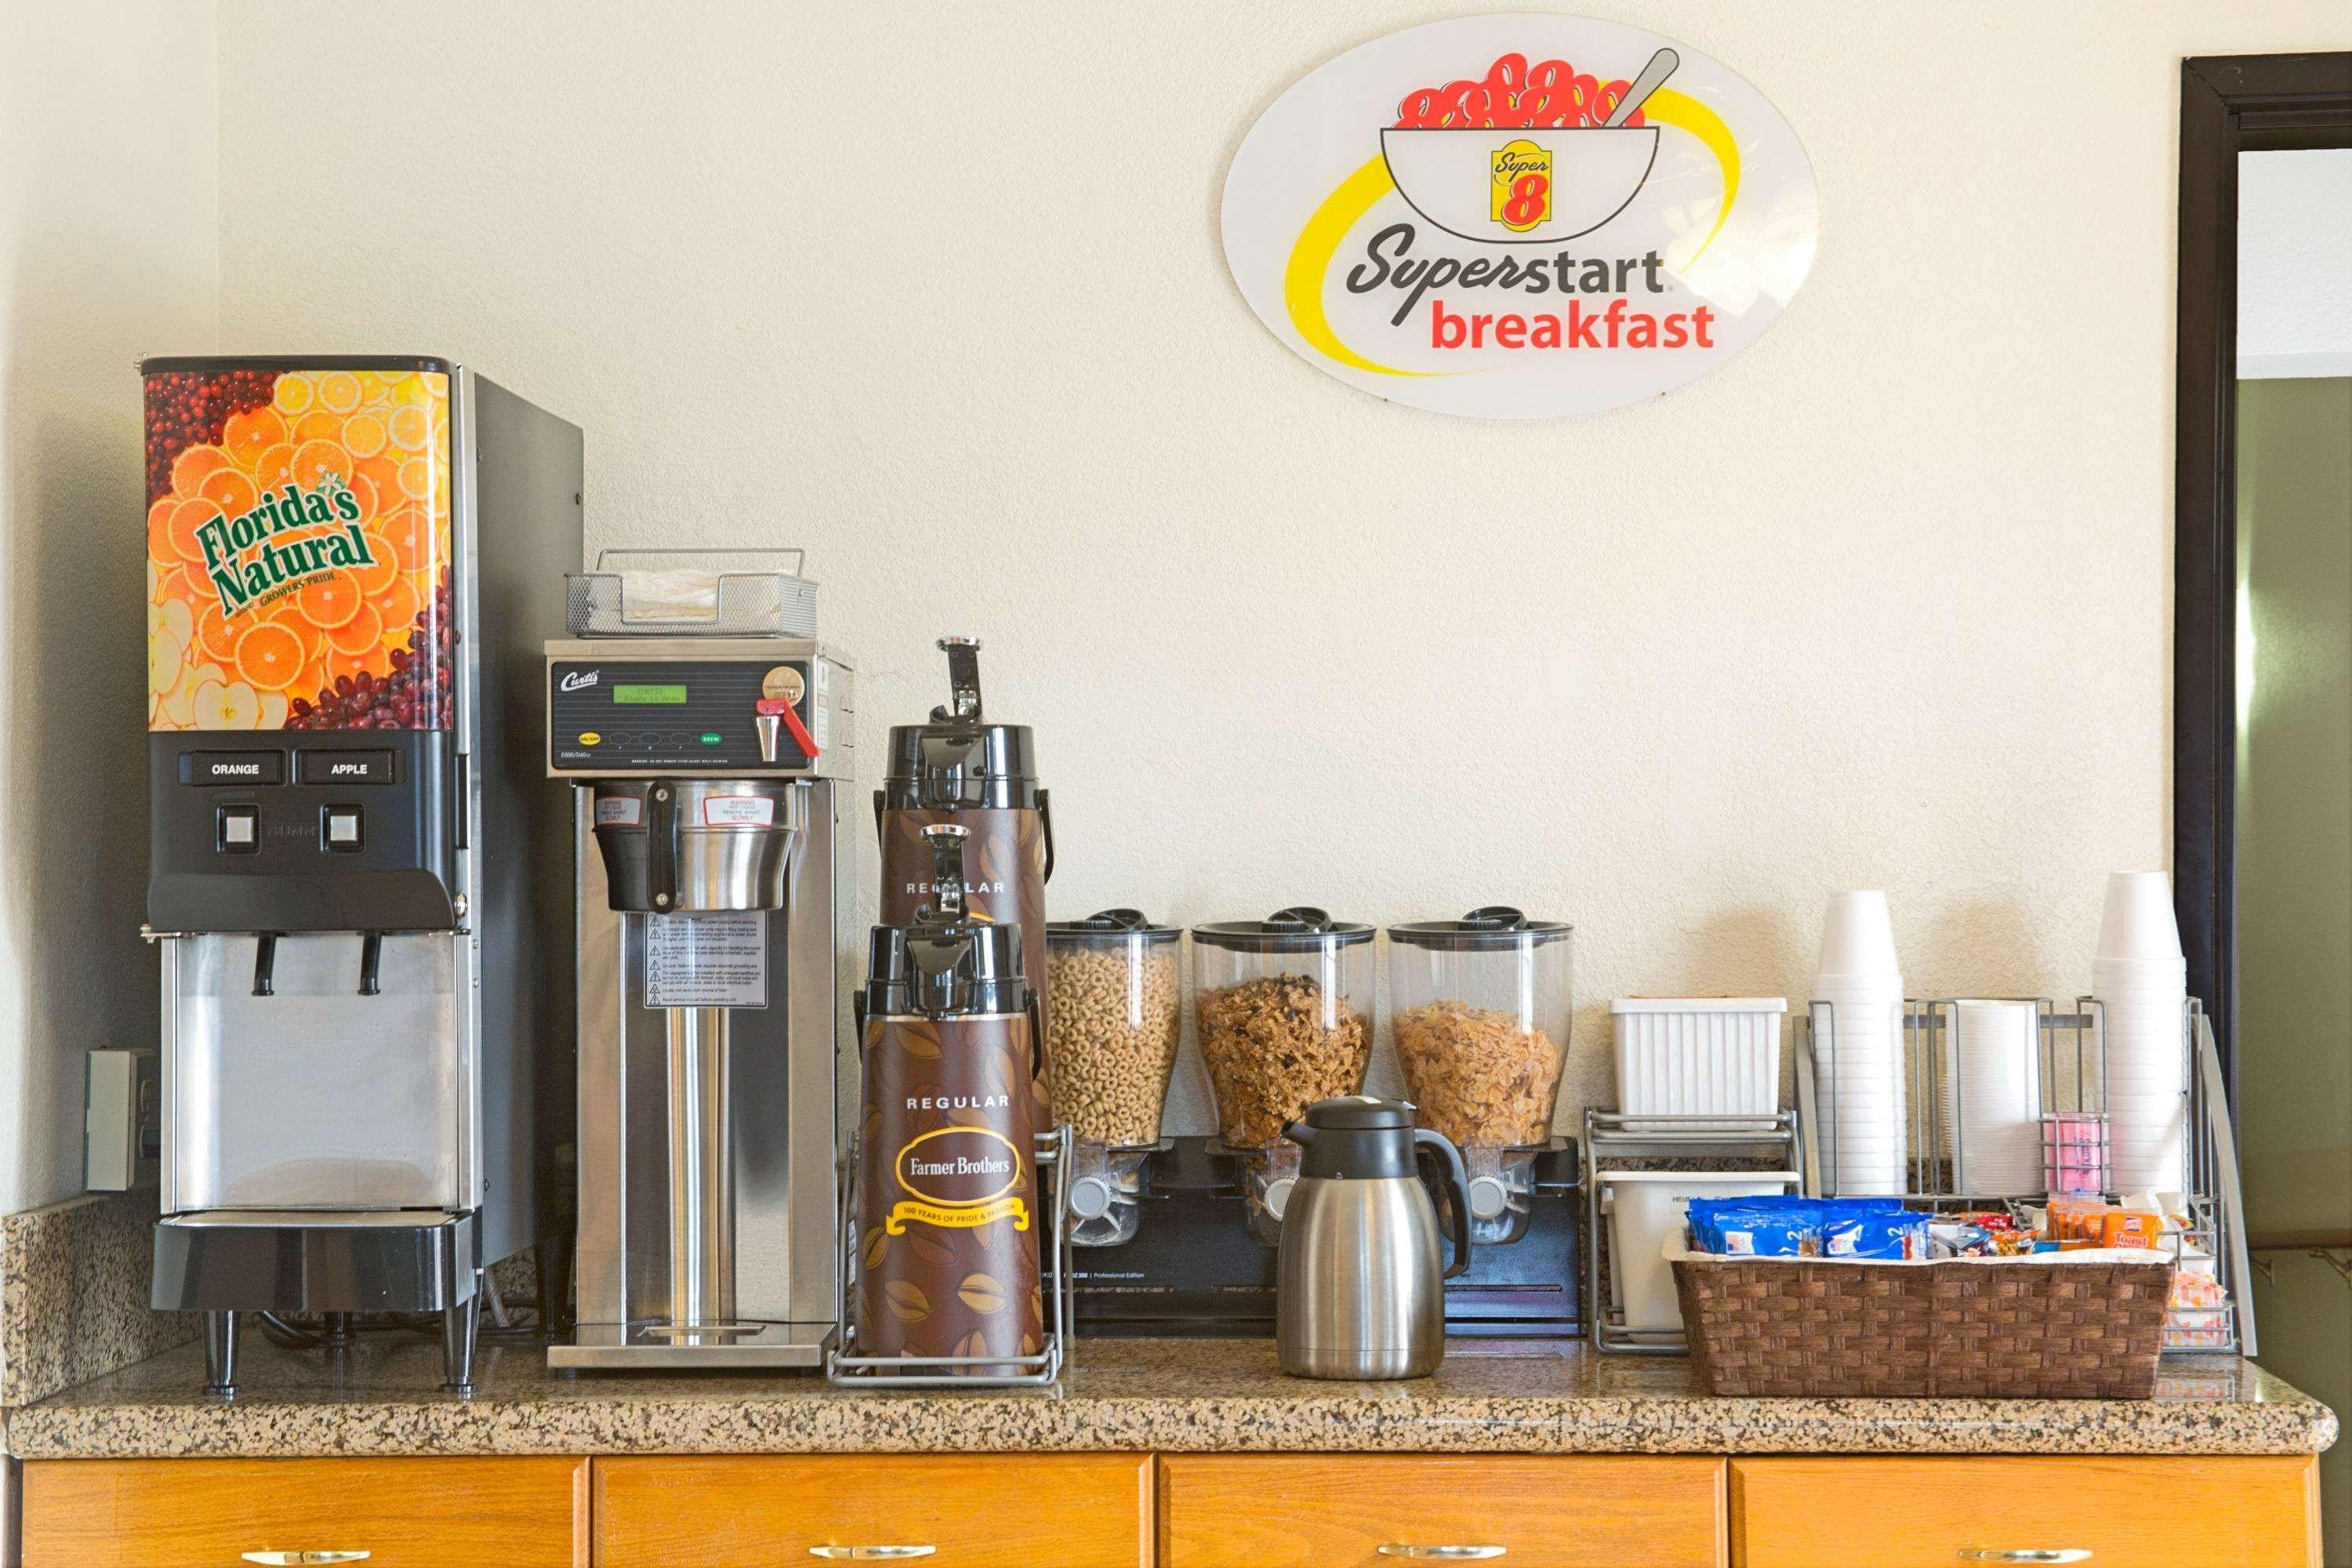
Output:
[{"left": 1671, "top": 1252, "right": 2173, "bottom": 1398}]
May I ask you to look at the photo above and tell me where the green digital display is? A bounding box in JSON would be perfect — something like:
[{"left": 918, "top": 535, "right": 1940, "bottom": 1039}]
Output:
[{"left": 612, "top": 684, "right": 688, "bottom": 705}]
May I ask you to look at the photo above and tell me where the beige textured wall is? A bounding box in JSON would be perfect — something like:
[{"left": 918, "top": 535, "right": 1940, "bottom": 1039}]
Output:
[
  {"left": 207, "top": 1, "right": 2350, "bottom": 1136},
  {"left": 1, "top": 2, "right": 219, "bottom": 1212}
]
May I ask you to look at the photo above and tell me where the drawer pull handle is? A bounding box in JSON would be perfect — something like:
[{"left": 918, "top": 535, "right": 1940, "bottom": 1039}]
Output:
[
  {"left": 1377, "top": 1548, "right": 1506, "bottom": 1561},
  {"left": 808, "top": 1550, "right": 937, "bottom": 1561},
  {"left": 1958, "top": 1552, "right": 2090, "bottom": 1564},
  {"left": 241, "top": 1555, "right": 371, "bottom": 1566}
]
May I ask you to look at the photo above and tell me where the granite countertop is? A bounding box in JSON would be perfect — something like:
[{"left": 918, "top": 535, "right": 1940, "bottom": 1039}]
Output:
[{"left": 2, "top": 1335, "right": 2333, "bottom": 1461}]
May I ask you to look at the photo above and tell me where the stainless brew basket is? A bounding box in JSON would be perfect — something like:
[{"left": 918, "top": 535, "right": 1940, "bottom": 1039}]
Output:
[{"left": 592, "top": 779, "right": 806, "bottom": 913}]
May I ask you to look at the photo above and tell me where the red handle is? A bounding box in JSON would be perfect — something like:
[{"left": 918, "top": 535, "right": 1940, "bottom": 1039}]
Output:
[{"left": 755, "top": 697, "right": 820, "bottom": 758}]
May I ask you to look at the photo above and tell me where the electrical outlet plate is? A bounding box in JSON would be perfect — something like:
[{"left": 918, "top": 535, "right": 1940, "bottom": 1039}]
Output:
[{"left": 85, "top": 1049, "right": 160, "bottom": 1192}]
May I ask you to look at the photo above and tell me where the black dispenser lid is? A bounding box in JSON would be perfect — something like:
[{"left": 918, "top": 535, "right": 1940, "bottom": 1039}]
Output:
[
  {"left": 1045, "top": 908, "right": 1181, "bottom": 945},
  {"left": 882, "top": 637, "right": 1040, "bottom": 808},
  {"left": 1192, "top": 906, "right": 1374, "bottom": 953},
  {"left": 1388, "top": 906, "right": 1573, "bottom": 949},
  {"left": 864, "top": 823, "right": 1028, "bottom": 1016}
]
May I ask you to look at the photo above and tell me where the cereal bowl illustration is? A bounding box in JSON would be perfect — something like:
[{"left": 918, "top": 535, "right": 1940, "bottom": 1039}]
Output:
[{"left": 1379, "top": 46, "right": 1677, "bottom": 245}]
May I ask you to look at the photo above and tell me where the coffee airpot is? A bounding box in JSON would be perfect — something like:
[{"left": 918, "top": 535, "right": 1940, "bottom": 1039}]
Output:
[
  {"left": 855, "top": 824, "right": 1047, "bottom": 1374},
  {"left": 877, "top": 637, "right": 1053, "bottom": 1048}
]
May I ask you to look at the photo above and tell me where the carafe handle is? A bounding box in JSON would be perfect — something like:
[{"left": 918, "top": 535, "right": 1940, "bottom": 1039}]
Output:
[{"left": 1414, "top": 1128, "right": 1473, "bottom": 1279}]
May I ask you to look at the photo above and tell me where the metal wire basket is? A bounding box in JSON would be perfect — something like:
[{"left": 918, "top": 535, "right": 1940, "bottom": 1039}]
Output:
[{"left": 566, "top": 547, "right": 818, "bottom": 637}]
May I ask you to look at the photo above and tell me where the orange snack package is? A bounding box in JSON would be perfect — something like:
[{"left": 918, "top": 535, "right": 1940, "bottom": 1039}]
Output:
[
  {"left": 2045, "top": 1199, "right": 2111, "bottom": 1242},
  {"left": 2101, "top": 1210, "right": 2165, "bottom": 1250}
]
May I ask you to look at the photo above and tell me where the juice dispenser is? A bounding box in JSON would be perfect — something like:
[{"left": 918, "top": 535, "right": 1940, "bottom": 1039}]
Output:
[
  {"left": 143, "top": 357, "right": 582, "bottom": 1395},
  {"left": 546, "top": 570, "right": 855, "bottom": 1368},
  {"left": 1387, "top": 907, "right": 1573, "bottom": 1244}
]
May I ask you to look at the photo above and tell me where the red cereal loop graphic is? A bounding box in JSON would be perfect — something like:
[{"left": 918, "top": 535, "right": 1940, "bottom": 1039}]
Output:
[
  {"left": 1435, "top": 78, "right": 1481, "bottom": 127},
  {"left": 1593, "top": 78, "right": 1648, "bottom": 127},
  {"left": 1519, "top": 59, "right": 1572, "bottom": 128},
  {"left": 1396, "top": 52, "right": 1648, "bottom": 129},
  {"left": 1396, "top": 87, "right": 1443, "bottom": 127}
]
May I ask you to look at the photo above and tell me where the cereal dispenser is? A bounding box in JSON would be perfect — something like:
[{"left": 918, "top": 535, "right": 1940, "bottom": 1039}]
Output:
[
  {"left": 1192, "top": 908, "right": 1376, "bottom": 1243},
  {"left": 1044, "top": 909, "right": 1181, "bottom": 1247},
  {"left": 1387, "top": 908, "right": 1573, "bottom": 1244}
]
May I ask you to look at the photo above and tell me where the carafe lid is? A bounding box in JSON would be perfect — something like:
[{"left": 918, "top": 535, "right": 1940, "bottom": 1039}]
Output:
[
  {"left": 1388, "top": 906, "right": 1573, "bottom": 949},
  {"left": 864, "top": 823, "right": 1028, "bottom": 1016},
  {"left": 882, "top": 637, "right": 1039, "bottom": 804},
  {"left": 1302, "top": 1095, "right": 1416, "bottom": 1131},
  {"left": 1046, "top": 908, "right": 1181, "bottom": 945},
  {"left": 1192, "top": 906, "right": 1374, "bottom": 952}
]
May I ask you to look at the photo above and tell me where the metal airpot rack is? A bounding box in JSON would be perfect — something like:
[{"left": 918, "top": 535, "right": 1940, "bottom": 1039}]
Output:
[
  {"left": 827, "top": 1125, "right": 1077, "bottom": 1388},
  {"left": 1799, "top": 996, "right": 2256, "bottom": 1357}
]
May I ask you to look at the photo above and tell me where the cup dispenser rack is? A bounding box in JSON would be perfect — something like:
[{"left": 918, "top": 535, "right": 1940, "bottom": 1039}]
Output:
[{"left": 1798, "top": 996, "right": 2256, "bottom": 1359}]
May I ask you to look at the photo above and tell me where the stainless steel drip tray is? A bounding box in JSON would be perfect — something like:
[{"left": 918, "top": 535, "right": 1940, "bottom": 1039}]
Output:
[
  {"left": 153, "top": 1209, "right": 478, "bottom": 1313},
  {"left": 550, "top": 1320, "right": 833, "bottom": 1370}
]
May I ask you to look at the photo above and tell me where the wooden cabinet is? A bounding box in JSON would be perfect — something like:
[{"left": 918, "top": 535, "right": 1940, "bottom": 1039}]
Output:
[
  {"left": 593, "top": 1453, "right": 1155, "bottom": 1567},
  {"left": 1158, "top": 1454, "right": 1729, "bottom": 1567},
  {"left": 1729, "top": 1456, "right": 2322, "bottom": 1568},
  {"left": 17, "top": 1456, "right": 588, "bottom": 1568}
]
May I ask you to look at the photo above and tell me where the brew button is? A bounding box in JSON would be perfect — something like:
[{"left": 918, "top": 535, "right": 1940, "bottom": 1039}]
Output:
[
  {"left": 578, "top": 731, "right": 601, "bottom": 746},
  {"left": 218, "top": 806, "right": 259, "bottom": 854},
  {"left": 296, "top": 749, "right": 395, "bottom": 786},
  {"left": 183, "top": 750, "right": 285, "bottom": 786},
  {"left": 700, "top": 731, "right": 723, "bottom": 746},
  {"left": 322, "top": 805, "right": 364, "bottom": 851}
]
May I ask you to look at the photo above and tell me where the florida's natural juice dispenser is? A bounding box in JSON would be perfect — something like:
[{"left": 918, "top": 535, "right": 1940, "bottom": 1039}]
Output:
[
  {"left": 143, "top": 357, "right": 583, "bottom": 1396},
  {"left": 546, "top": 628, "right": 855, "bottom": 1368}
]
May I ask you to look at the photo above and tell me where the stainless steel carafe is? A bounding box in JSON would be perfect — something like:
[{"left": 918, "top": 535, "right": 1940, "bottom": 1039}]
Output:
[{"left": 1276, "top": 1097, "right": 1472, "bottom": 1380}]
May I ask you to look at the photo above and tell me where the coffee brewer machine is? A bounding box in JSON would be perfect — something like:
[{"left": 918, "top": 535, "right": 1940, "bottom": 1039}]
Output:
[
  {"left": 546, "top": 593, "right": 854, "bottom": 1368},
  {"left": 143, "top": 357, "right": 582, "bottom": 1395}
]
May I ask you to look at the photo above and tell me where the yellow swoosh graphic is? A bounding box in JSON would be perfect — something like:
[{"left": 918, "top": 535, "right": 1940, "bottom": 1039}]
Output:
[
  {"left": 1636, "top": 87, "right": 1740, "bottom": 267},
  {"left": 1283, "top": 155, "right": 1434, "bottom": 378}
]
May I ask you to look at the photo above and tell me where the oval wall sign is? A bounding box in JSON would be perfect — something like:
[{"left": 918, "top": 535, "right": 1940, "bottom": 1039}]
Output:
[{"left": 1221, "top": 15, "right": 1818, "bottom": 421}]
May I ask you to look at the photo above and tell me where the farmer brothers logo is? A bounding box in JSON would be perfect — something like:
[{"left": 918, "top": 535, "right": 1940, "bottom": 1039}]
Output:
[
  {"left": 194, "top": 472, "right": 383, "bottom": 619},
  {"left": 1220, "top": 14, "right": 1819, "bottom": 420}
]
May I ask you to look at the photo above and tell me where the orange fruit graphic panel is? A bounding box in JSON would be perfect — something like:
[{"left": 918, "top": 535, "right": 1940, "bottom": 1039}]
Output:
[
  {"left": 326, "top": 602, "right": 383, "bottom": 657},
  {"left": 298, "top": 572, "right": 364, "bottom": 630},
  {"left": 317, "top": 371, "right": 363, "bottom": 414},
  {"left": 342, "top": 412, "right": 387, "bottom": 459},
  {"left": 292, "top": 440, "right": 351, "bottom": 488},
  {"left": 254, "top": 441, "right": 297, "bottom": 491},
  {"left": 198, "top": 467, "right": 260, "bottom": 520},
  {"left": 168, "top": 497, "right": 223, "bottom": 567},
  {"left": 222, "top": 406, "right": 288, "bottom": 468},
  {"left": 148, "top": 365, "right": 450, "bottom": 732},
  {"left": 171, "top": 445, "right": 230, "bottom": 499},
  {"left": 234, "top": 621, "right": 307, "bottom": 693}
]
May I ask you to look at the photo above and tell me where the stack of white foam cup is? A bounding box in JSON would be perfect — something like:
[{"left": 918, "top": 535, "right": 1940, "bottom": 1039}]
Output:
[
  {"left": 1813, "top": 891, "right": 1907, "bottom": 1196},
  {"left": 1950, "top": 1000, "right": 2043, "bottom": 1196},
  {"left": 2094, "top": 871, "right": 2189, "bottom": 1194}
]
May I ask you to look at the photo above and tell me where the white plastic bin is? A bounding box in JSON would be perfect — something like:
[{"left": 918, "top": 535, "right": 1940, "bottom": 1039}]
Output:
[
  {"left": 1603, "top": 1170, "right": 1800, "bottom": 1332},
  {"left": 1611, "top": 997, "right": 1787, "bottom": 1131}
]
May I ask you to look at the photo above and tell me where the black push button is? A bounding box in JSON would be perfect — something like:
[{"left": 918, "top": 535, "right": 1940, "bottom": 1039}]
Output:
[
  {"left": 321, "top": 805, "right": 364, "bottom": 852},
  {"left": 183, "top": 751, "right": 283, "bottom": 786},
  {"left": 217, "top": 805, "right": 259, "bottom": 855},
  {"left": 297, "top": 750, "right": 395, "bottom": 786}
]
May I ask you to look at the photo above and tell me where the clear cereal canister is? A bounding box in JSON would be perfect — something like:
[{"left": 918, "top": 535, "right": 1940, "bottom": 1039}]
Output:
[
  {"left": 1042, "top": 909, "right": 1183, "bottom": 1151},
  {"left": 1386, "top": 907, "right": 1573, "bottom": 1244},
  {"left": 1190, "top": 907, "right": 1377, "bottom": 1151}
]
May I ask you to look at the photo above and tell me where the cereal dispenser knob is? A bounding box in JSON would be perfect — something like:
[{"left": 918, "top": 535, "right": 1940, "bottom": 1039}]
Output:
[
  {"left": 1468, "top": 1175, "right": 1509, "bottom": 1221},
  {"left": 1264, "top": 1175, "right": 1296, "bottom": 1221},
  {"left": 1069, "top": 1175, "right": 1115, "bottom": 1221}
]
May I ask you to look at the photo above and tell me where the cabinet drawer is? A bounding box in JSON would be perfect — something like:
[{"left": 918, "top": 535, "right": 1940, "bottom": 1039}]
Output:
[
  {"left": 1730, "top": 1457, "right": 2321, "bottom": 1568},
  {"left": 19, "top": 1456, "right": 587, "bottom": 1568},
  {"left": 593, "top": 1454, "right": 1153, "bottom": 1567},
  {"left": 1158, "top": 1454, "right": 1727, "bottom": 1567}
]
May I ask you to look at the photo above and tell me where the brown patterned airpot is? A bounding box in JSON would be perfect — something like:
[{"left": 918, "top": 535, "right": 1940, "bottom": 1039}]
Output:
[
  {"left": 877, "top": 637, "right": 1054, "bottom": 1062},
  {"left": 856, "top": 822, "right": 1046, "bottom": 1375}
]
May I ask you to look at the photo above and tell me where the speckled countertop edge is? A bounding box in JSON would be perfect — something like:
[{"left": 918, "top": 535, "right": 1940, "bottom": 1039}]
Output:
[{"left": 5, "top": 1339, "right": 2334, "bottom": 1461}]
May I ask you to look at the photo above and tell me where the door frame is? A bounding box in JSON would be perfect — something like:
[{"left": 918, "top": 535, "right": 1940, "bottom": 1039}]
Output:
[{"left": 2172, "top": 53, "right": 2352, "bottom": 1097}]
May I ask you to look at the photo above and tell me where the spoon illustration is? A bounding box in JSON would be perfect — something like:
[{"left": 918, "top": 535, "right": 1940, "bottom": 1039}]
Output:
[{"left": 1602, "top": 48, "right": 1679, "bottom": 127}]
